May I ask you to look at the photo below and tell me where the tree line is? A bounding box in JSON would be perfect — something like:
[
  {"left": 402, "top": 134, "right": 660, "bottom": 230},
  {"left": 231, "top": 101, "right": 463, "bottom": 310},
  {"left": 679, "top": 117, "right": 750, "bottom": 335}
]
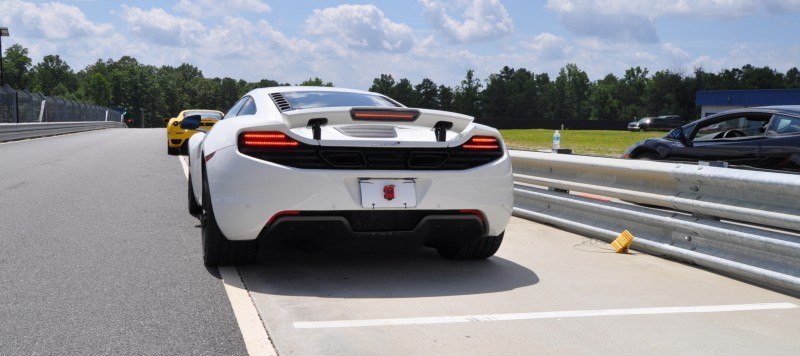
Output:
[{"left": 3, "top": 43, "right": 800, "bottom": 127}]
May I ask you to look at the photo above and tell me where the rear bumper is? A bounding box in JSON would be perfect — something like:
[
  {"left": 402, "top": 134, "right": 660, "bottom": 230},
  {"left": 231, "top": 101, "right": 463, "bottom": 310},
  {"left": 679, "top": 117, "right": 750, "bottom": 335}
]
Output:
[
  {"left": 260, "top": 213, "right": 484, "bottom": 249},
  {"left": 206, "top": 145, "right": 514, "bottom": 241}
]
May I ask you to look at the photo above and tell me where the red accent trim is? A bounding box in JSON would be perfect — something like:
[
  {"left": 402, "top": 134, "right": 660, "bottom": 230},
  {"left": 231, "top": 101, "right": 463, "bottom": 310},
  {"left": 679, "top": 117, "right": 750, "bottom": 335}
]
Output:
[
  {"left": 459, "top": 209, "right": 485, "bottom": 222},
  {"left": 267, "top": 210, "right": 301, "bottom": 225},
  {"left": 204, "top": 151, "right": 216, "bottom": 162}
]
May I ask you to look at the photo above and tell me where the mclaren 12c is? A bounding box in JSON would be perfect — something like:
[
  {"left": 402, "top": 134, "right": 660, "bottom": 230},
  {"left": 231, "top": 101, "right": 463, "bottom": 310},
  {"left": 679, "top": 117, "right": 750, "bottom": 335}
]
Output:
[{"left": 183, "top": 87, "right": 513, "bottom": 265}]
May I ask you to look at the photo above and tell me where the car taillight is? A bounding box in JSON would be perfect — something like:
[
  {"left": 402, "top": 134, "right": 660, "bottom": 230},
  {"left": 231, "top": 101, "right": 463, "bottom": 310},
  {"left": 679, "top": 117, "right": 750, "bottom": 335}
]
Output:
[
  {"left": 350, "top": 109, "right": 420, "bottom": 121},
  {"left": 462, "top": 136, "right": 500, "bottom": 150},
  {"left": 239, "top": 132, "right": 299, "bottom": 148}
]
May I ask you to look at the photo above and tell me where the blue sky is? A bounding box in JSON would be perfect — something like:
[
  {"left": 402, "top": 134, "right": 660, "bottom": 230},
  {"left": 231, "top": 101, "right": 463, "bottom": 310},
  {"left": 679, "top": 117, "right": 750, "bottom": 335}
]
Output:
[{"left": 1, "top": 0, "right": 799, "bottom": 89}]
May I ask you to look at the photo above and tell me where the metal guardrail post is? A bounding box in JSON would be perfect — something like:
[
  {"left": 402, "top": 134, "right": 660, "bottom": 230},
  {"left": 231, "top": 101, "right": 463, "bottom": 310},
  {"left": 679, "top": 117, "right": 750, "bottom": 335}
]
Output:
[{"left": 510, "top": 149, "right": 800, "bottom": 296}]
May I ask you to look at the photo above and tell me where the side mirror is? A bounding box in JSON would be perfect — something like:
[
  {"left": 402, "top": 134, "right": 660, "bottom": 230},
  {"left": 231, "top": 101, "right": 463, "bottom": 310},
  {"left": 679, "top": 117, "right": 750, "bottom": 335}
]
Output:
[
  {"left": 673, "top": 127, "right": 692, "bottom": 147},
  {"left": 181, "top": 115, "right": 201, "bottom": 130}
]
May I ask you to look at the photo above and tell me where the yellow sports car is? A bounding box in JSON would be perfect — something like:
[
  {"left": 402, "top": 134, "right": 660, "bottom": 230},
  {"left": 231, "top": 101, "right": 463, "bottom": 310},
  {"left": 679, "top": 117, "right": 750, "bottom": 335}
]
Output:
[{"left": 166, "top": 109, "right": 223, "bottom": 155}]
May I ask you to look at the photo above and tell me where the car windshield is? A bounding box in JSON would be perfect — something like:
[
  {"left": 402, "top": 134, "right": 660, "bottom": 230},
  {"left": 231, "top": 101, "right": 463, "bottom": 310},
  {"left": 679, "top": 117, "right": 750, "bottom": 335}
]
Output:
[
  {"left": 184, "top": 111, "right": 222, "bottom": 120},
  {"left": 281, "top": 91, "right": 399, "bottom": 109}
]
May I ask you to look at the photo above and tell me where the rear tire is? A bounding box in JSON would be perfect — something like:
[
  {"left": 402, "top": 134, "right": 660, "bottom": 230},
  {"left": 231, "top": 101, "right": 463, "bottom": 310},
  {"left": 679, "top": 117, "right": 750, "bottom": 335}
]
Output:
[
  {"left": 437, "top": 232, "right": 504, "bottom": 260},
  {"left": 188, "top": 175, "right": 202, "bottom": 216},
  {"left": 168, "top": 146, "right": 179, "bottom": 155},
  {"left": 201, "top": 163, "right": 258, "bottom": 266}
]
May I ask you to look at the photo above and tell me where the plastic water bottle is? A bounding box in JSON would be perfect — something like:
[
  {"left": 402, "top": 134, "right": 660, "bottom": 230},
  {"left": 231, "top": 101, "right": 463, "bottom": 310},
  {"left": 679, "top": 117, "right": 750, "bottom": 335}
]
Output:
[{"left": 552, "top": 130, "right": 561, "bottom": 151}]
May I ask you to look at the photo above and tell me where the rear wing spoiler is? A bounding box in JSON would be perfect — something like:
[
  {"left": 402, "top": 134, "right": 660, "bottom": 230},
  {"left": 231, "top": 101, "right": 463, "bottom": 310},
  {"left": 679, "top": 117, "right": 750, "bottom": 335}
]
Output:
[{"left": 280, "top": 107, "right": 474, "bottom": 140}]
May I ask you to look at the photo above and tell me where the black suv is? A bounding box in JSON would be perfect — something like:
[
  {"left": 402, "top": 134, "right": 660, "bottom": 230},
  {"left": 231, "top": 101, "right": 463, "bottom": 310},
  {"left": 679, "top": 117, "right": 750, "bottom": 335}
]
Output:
[{"left": 634, "top": 115, "right": 683, "bottom": 131}]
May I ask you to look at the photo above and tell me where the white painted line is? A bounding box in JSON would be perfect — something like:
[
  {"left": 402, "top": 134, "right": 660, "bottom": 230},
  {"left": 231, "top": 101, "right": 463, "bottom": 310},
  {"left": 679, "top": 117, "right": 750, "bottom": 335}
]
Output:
[
  {"left": 177, "top": 156, "right": 278, "bottom": 356},
  {"left": 293, "top": 302, "right": 799, "bottom": 329},
  {"left": 178, "top": 155, "right": 189, "bottom": 179},
  {"left": 220, "top": 266, "right": 278, "bottom": 356}
]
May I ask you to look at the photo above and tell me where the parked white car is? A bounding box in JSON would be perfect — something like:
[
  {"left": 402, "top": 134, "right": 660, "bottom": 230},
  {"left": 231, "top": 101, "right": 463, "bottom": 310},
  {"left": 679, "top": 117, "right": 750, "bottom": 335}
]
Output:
[{"left": 184, "top": 87, "right": 513, "bottom": 265}]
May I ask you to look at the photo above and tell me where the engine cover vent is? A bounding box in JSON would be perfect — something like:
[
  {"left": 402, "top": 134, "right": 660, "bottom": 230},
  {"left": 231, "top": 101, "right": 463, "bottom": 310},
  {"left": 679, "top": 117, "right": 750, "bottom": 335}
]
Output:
[{"left": 335, "top": 125, "right": 398, "bottom": 138}]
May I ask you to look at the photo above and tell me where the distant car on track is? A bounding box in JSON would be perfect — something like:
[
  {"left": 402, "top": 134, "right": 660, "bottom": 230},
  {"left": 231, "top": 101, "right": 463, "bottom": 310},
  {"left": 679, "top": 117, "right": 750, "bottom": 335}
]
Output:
[
  {"left": 182, "top": 87, "right": 513, "bottom": 265},
  {"left": 622, "top": 106, "right": 800, "bottom": 172},
  {"left": 165, "top": 110, "right": 223, "bottom": 155},
  {"left": 628, "top": 115, "right": 683, "bottom": 132}
]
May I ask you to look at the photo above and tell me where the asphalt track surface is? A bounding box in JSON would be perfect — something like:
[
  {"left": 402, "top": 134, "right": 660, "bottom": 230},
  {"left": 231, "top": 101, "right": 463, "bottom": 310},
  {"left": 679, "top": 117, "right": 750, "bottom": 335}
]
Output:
[
  {"left": 2, "top": 128, "right": 799, "bottom": 355},
  {"left": 0, "top": 129, "right": 245, "bottom": 354}
]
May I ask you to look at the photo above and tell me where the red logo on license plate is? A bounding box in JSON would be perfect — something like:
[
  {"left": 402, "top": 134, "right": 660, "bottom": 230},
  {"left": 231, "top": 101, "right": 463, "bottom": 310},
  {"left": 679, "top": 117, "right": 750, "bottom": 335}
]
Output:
[{"left": 383, "top": 185, "right": 395, "bottom": 200}]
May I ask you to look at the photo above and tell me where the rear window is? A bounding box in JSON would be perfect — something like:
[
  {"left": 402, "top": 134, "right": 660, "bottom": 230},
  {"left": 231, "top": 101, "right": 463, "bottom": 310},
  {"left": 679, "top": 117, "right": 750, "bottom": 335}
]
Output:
[
  {"left": 282, "top": 91, "right": 399, "bottom": 110},
  {"left": 184, "top": 111, "right": 222, "bottom": 120}
]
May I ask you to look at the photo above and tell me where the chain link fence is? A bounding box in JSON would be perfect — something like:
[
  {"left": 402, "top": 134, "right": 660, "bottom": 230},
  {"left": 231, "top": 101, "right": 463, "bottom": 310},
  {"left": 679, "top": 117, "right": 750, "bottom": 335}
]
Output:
[{"left": 0, "top": 84, "right": 123, "bottom": 123}]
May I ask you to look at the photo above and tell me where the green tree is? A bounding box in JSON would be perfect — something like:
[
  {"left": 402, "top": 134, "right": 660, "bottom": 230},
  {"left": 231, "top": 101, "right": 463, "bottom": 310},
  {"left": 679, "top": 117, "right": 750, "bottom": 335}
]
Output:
[
  {"left": 786, "top": 67, "right": 800, "bottom": 88},
  {"left": 553, "top": 63, "right": 591, "bottom": 120},
  {"left": 437, "top": 85, "right": 454, "bottom": 111},
  {"left": 454, "top": 69, "right": 483, "bottom": 117},
  {"left": 298, "top": 77, "right": 333, "bottom": 86},
  {"left": 617, "top": 66, "right": 649, "bottom": 120},
  {"left": 189, "top": 77, "right": 221, "bottom": 111},
  {"left": 82, "top": 72, "right": 112, "bottom": 106},
  {"left": 739, "top": 65, "right": 785, "bottom": 89},
  {"left": 218, "top": 77, "right": 240, "bottom": 110},
  {"left": 369, "top": 74, "right": 395, "bottom": 95},
  {"left": 414, "top": 78, "right": 438, "bottom": 109},
  {"left": 482, "top": 66, "right": 514, "bottom": 118},
  {"left": 533, "top": 73, "right": 554, "bottom": 119},
  {"left": 506, "top": 68, "right": 538, "bottom": 119},
  {"left": 30, "top": 55, "right": 78, "bottom": 96},
  {"left": 390, "top": 78, "right": 416, "bottom": 107},
  {"left": 589, "top": 74, "right": 620, "bottom": 120},
  {"left": 3, "top": 44, "right": 32, "bottom": 89}
]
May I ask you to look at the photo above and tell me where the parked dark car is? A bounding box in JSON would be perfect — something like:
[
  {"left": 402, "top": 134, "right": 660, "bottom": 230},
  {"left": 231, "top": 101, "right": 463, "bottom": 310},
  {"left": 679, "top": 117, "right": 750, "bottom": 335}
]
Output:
[
  {"left": 622, "top": 106, "right": 800, "bottom": 172},
  {"left": 629, "top": 115, "right": 683, "bottom": 131},
  {"left": 627, "top": 117, "right": 652, "bottom": 131}
]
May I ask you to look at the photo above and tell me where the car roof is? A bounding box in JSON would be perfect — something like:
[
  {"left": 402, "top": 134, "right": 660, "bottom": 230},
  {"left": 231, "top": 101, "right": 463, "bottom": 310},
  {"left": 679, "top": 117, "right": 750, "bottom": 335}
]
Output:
[
  {"left": 755, "top": 105, "right": 800, "bottom": 115},
  {"left": 707, "top": 105, "right": 800, "bottom": 117},
  {"left": 248, "top": 86, "right": 382, "bottom": 96},
  {"left": 687, "top": 105, "right": 800, "bottom": 127}
]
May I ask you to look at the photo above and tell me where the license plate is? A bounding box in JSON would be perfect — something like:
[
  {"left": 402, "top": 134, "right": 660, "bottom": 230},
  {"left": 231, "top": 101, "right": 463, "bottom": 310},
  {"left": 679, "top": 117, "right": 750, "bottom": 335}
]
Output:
[{"left": 359, "top": 179, "right": 416, "bottom": 209}]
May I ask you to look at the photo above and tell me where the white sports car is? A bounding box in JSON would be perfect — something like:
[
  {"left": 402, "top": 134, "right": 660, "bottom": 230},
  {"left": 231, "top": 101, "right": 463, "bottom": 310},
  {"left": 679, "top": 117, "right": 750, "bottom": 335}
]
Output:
[{"left": 183, "top": 87, "right": 513, "bottom": 265}]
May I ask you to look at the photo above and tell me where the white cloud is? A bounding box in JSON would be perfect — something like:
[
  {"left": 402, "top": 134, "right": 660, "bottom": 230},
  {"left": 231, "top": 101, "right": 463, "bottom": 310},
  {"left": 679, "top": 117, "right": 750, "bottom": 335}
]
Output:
[
  {"left": 0, "top": 0, "right": 113, "bottom": 40},
  {"left": 524, "top": 33, "right": 569, "bottom": 61},
  {"left": 545, "top": 0, "right": 761, "bottom": 18},
  {"left": 121, "top": 6, "right": 206, "bottom": 46},
  {"left": 545, "top": 0, "right": 800, "bottom": 44},
  {"left": 174, "top": 0, "right": 271, "bottom": 18},
  {"left": 420, "top": 0, "right": 513, "bottom": 44},
  {"left": 662, "top": 43, "right": 690, "bottom": 60},
  {"left": 562, "top": 11, "right": 658, "bottom": 43},
  {"left": 305, "top": 4, "right": 414, "bottom": 52},
  {"left": 762, "top": 0, "right": 800, "bottom": 12}
]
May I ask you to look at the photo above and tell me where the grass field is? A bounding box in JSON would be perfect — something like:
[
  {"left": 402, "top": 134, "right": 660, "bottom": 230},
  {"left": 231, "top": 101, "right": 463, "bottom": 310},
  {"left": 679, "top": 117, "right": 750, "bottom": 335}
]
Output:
[{"left": 499, "top": 129, "right": 665, "bottom": 157}]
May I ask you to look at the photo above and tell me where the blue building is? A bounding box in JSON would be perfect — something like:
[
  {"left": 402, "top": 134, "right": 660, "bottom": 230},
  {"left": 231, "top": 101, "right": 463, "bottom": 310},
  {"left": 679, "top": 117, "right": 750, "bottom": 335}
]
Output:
[{"left": 696, "top": 89, "right": 800, "bottom": 117}]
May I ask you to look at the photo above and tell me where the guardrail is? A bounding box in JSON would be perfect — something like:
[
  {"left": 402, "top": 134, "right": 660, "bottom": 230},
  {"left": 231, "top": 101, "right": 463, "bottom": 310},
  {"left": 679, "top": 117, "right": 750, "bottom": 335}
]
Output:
[
  {"left": 0, "top": 122, "right": 127, "bottom": 142},
  {"left": 510, "top": 150, "right": 800, "bottom": 296}
]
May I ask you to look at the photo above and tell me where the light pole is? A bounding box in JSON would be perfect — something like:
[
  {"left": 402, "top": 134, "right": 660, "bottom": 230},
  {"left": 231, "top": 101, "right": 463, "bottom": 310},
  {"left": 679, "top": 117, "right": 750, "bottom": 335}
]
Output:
[{"left": 0, "top": 27, "right": 9, "bottom": 87}]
